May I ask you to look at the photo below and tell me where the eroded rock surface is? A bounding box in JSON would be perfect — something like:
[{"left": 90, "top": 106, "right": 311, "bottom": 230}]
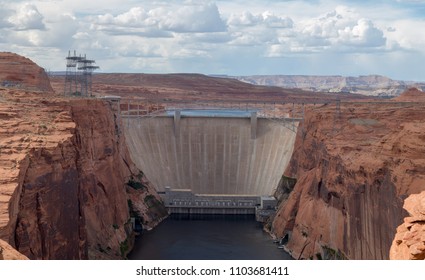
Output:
[
  {"left": 0, "top": 52, "right": 53, "bottom": 93},
  {"left": 272, "top": 89, "right": 425, "bottom": 259},
  {"left": 0, "top": 53, "right": 167, "bottom": 259},
  {"left": 0, "top": 238, "right": 28, "bottom": 260},
  {"left": 390, "top": 191, "right": 425, "bottom": 260}
]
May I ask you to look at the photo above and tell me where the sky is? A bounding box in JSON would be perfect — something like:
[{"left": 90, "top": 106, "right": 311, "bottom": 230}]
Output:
[{"left": 1, "top": 0, "right": 425, "bottom": 81}]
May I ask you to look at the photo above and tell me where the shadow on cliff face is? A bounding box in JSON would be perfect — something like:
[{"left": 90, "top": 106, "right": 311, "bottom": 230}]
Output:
[
  {"left": 4, "top": 98, "right": 167, "bottom": 260},
  {"left": 263, "top": 175, "right": 296, "bottom": 234},
  {"left": 126, "top": 171, "right": 168, "bottom": 232},
  {"left": 271, "top": 102, "right": 423, "bottom": 260}
]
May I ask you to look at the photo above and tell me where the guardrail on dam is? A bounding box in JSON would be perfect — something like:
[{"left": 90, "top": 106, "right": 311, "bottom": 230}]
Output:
[{"left": 119, "top": 101, "right": 300, "bottom": 196}]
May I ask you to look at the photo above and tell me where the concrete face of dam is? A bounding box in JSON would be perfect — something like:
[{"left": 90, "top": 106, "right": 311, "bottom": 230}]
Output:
[{"left": 124, "top": 114, "right": 297, "bottom": 196}]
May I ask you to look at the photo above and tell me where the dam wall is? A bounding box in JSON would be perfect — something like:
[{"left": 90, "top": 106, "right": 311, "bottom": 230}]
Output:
[{"left": 123, "top": 113, "right": 298, "bottom": 195}]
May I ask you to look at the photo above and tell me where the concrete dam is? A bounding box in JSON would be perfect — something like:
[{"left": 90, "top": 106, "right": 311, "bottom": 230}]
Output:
[{"left": 123, "top": 109, "right": 298, "bottom": 196}]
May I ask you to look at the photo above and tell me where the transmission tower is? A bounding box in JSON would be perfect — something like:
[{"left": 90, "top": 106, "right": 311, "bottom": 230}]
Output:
[
  {"left": 64, "top": 50, "right": 79, "bottom": 95},
  {"left": 64, "top": 50, "right": 99, "bottom": 97},
  {"left": 77, "top": 54, "right": 99, "bottom": 96}
]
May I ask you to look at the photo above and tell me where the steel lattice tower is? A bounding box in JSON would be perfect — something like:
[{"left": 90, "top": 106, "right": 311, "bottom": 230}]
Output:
[
  {"left": 64, "top": 50, "right": 99, "bottom": 97},
  {"left": 64, "top": 50, "right": 80, "bottom": 95}
]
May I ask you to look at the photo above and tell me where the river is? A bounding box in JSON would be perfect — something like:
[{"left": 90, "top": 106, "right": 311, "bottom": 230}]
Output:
[{"left": 128, "top": 215, "right": 292, "bottom": 260}]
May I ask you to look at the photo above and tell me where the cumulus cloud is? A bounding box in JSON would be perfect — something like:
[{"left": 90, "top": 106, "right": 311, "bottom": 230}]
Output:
[
  {"left": 301, "top": 6, "right": 386, "bottom": 49},
  {"left": 262, "top": 12, "right": 294, "bottom": 28},
  {"left": 160, "top": 3, "right": 226, "bottom": 32},
  {"left": 93, "top": 3, "right": 226, "bottom": 36},
  {"left": 8, "top": 3, "right": 46, "bottom": 30},
  {"left": 338, "top": 18, "right": 386, "bottom": 47},
  {"left": 265, "top": 6, "right": 388, "bottom": 57},
  {"left": 228, "top": 11, "right": 293, "bottom": 28},
  {"left": 97, "top": 7, "right": 153, "bottom": 27},
  {"left": 225, "top": 11, "right": 293, "bottom": 48}
]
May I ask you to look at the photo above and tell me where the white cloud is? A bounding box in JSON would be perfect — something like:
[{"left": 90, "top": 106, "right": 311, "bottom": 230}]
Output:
[
  {"left": 97, "top": 7, "right": 152, "bottom": 27},
  {"left": 262, "top": 11, "right": 294, "bottom": 28},
  {"left": 226, "top": 11, "right": 293, "bottom": 48},
  {"left": 384, "top": 18, "right": 425, "bottom": 51},
  {"left": 10, "top": 13, "right": 80, "bottom": 48},
  {"left": 264, "top": 6, "right": 388, "bottom": 58},
  {"left": 337, "top": 18, "right": 386, "bottom": 47},
  {"left": 160, "top": 3, "right": 226, "bottom": 32},
  {"left": 228, "top": 11, "right": 259, "bottom": 26},
  {"left": 228, "top": 11, "right": 293, "bottom": 28},
  {"left": 300, "top": 6, "right": 386, "bottom": 49},
  {"left": 93, "top": 3, "right": 226, "bottom": 35},
  {"left": 0, "top": 0, "right": 424, "bottom": 81},
  {"left": 8, "top": 3, "right": 46, "bottom": 30}
]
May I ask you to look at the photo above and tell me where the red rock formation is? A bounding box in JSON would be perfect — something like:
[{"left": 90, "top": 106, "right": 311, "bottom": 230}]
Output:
[
  {"left": 390, "top": 191, "right": 425, "bottom": 260},
  {"left": 0, "top": 238, "right": 28, "bottom": 260},
  {"left": 0, "top": 52, "right": 53, "bottom": 93},
  {"left": 272, "top": 99, "right": 425, "bottom": 259},
  {"left": 393, "top": 87, "right": 425, "bottom": 102},
  {"left": 6, "top": 98, "right": 166, "bottom": 259},
  {"left": 0, "top": 53, "right": 167, "bottom": 259}
]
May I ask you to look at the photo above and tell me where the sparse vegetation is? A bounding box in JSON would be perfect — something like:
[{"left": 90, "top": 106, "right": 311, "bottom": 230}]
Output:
[
  {"left": 136, "top": 171, "right": 144, "bottom": 180},
  {"left": 144, "top": 194, "right": 160, "bottom": 209},
  {"left": 97, "top": 244, "right": 106, "bottom": 253},
  {"left": 142, "top": 195, "right": 168, "bottom": 218},
  {"left": 321, "top": 245, "right": 347, "bottom": 260},
  {"left": 274, "top": 175, "right": 297, "bottom": 203},
  {"left": 120, "top": 238, "right": 129, "bottom": 258},
  {"left": 281, "top": 175, "right": 297, "bottom": 188},
  {"left": 127, "top": 178, "right": 146, "bottom": 190}
]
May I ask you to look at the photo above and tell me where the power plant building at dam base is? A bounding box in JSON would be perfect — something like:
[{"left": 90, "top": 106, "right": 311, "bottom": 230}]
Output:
[{"left": 123, "top": 110, "right": 299, "bottom": 196}]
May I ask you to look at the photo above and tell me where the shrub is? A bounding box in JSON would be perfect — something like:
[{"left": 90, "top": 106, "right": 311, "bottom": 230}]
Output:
[{"left": 127, "top": 178, "right": 146, "bottom": 190}]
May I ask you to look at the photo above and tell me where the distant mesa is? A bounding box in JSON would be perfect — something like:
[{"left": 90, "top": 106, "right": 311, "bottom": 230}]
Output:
[
  {"left": 234, "top": 75, "right": 425, "bottom": 97},
  {"left": 0, "top": 52, "right": 53, "bottom": 93}
]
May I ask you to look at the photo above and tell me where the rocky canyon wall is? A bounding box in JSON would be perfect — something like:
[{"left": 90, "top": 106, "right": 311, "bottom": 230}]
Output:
[
  {"left": 0, "top": 96, "right": 166, "bottom": 259},
  {"left": 272, "top": 94, "right": 425, "bottom": 259},
  {"left": 0, "top": 52, "right": 167, "bottom": 259},
  {"left": 390, "top": 191, "right": 425, "bottom": 260}
]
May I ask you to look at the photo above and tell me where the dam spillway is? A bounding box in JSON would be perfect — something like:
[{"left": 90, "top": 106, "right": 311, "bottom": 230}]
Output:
[{"left": 123, "top": 110, "right": 298, "bottom": 196}]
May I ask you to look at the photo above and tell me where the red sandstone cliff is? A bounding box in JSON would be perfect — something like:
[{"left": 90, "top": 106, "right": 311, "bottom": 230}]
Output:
[
  {"left": 0, "top": 53, "right": 167, "bottom": 259},
  {"left": 390, "top": 191, "right": 425, "bottom": 260},
  {"left": 0, "top": 52, "right": 53, "bottom": 93},
  {"left": 272, "top": 91, "right": 425, "bottom": 259}
]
